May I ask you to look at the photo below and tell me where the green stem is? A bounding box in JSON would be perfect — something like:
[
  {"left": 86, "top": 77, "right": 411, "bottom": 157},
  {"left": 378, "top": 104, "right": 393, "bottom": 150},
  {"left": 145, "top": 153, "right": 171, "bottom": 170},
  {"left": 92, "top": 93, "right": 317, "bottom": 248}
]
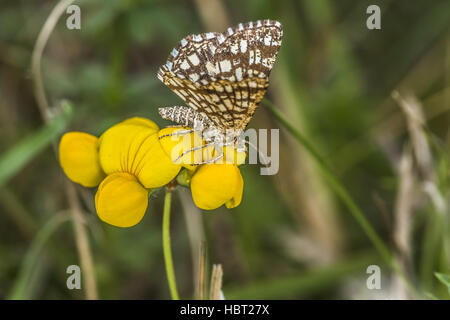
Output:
[
  {"left": 263, "top": 98, "right": 419, "bottom": 297},
  {"left": 163, "top": 187, "right": 180, "bottom": 300}
]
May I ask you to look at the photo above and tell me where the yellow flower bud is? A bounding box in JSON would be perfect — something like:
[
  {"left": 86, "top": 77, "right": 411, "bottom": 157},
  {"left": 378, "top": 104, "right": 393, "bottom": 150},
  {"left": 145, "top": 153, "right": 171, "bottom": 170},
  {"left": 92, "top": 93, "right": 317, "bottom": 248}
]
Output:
[
  {"left": 59, "top": 132, "right": 105, "bottom": 187},
  {"left": 95, "top": 172, "right": 149, "bottom": 227},
  {"left": 99, "top": 118, "right": 181, "bottom": 188},
  {"left": 190, "top": 164, "right": 244, "bottom": 210}
]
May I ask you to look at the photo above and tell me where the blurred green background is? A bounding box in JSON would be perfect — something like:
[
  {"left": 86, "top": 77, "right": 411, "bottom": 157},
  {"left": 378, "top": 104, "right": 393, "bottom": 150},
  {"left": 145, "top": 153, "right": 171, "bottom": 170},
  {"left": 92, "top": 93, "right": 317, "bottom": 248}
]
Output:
[{"left": 0, "top": 0, "right": 449, "bottom": 299}]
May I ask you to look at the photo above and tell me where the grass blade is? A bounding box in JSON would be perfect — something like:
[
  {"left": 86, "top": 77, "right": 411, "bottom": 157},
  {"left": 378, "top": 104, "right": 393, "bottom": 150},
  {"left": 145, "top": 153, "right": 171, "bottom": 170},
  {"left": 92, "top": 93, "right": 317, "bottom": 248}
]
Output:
[
  {"left": 0, "top": 102, "right": 72, "bottom": 187},
  {"left": 435, "top": 273, "right": 450, "bottom": 294},
  {"left": 8, "top": 214, "right": 71, "bottom": 299}
]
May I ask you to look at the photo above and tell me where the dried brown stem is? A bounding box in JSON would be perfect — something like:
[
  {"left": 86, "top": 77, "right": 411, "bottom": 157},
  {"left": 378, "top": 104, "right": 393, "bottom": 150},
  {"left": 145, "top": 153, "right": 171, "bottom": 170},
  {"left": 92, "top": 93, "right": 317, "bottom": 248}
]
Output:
[
  {"left": 209, "top": 264, "right": 223, "bottom": 300},
  {"left": 30, "top": 0, "right": 98, "bottom": 299}
]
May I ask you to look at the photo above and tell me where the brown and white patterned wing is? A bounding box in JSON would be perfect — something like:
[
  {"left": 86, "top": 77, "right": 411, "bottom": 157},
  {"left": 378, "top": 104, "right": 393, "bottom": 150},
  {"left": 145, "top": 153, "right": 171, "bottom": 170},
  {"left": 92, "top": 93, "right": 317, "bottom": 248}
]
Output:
[
  {"left": 159, "top": 30, "right": 221, "bottom": 83},
  {"left": 157, "top": 19, "right": 283, "bottom": 131},
  {"left": 213, "top": 20, "right": 282, "bottom": 130},
  {"left": 157, "top": 67, "right": 230, "bottom": 129}
]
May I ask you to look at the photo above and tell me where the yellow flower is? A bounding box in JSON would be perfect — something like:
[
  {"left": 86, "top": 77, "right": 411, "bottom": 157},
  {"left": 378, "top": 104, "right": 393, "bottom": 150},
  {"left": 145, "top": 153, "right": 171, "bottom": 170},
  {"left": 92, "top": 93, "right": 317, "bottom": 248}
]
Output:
[
  {"left": 59, "top": 117, "right": 184, "bottom": 227},
  {"left": 190, "top": 164, "right": 244, "bottom": 210},
  {"left": 95, "top": 118, "right": 182, "bottom": 227},
  {"left": 59, "top": 132, "right": 105, "bottom": 187},
  {"left": 158, "top": 126, "right": 246, "bottom": 210},
  {"left": 59, "top": 116, "right": 248, "bottom": 227}
]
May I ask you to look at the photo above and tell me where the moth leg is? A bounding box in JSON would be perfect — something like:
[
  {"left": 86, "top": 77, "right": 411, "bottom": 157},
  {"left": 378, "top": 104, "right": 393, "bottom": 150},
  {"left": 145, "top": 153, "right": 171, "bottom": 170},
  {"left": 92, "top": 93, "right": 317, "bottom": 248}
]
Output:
[
  {"left": 173, "top": 142, "right": 216, "bottom": 164},
  {"left": 158, "top": 128, "right": 201, "bottom": 139},
  {"left": 191, "top": 146, "right": 224, "bottom": 165}
]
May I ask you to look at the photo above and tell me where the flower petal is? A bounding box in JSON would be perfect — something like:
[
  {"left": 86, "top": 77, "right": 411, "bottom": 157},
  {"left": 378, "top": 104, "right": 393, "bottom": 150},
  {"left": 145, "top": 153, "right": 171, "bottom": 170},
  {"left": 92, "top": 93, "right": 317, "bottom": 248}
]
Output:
[
  {"left": 134, "top": 133, "right": 182, "bottom": 188},
  {"left": 225, "top": 168, "right": 244, "bottom": 209},
  {"left": 158, "top": 127, "right": 246, "bottom": 167},
  {"left": 120, "top": 117, "right": 160, "bottom": 131},
  {"left": 95, "top": 173, "right": 148, "bottom": 227},
  {"left": 158, "top": 127, "right": 214, "bottom": 170},
  {"left": 98, "top": 119, "right": 159, "bottom": 174},
  {"left": 59, "top": 132, "right": 105, "bottom": 187},
  {"left": 190, "top": 164, "right": 244, "bottom": 210},
  {"left": 98, "top": 118, "right": 181, "bottom": 188},
  {"left": 221, "top": 145, "right": 246, "bottom": 165}
]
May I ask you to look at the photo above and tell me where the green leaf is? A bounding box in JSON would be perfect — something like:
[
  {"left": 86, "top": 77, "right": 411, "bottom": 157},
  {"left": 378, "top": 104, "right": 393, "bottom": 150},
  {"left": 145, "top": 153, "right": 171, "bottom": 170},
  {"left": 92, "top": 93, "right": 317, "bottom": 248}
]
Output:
[
  {"left": 0, "top": 101, "right": 72, "bottom": 187},
  {"left": 435, "top": 272, "right": 450, "bottom": 293}
]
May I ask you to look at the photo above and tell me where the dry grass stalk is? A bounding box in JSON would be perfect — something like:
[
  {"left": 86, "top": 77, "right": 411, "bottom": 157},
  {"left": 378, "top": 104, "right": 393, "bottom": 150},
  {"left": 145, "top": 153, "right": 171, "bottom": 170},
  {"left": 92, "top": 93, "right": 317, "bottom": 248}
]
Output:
[
  {"left": 393, "top": 148, "right": 416, "bottom": 267},
  {"left": 31, "top": 0, "right": 98, "bottom": 299},
  {"left": 209, "top": 264, "right": 223, "bottom": 300},
  {"left": 196, "top": 241, "right": 207, "bottom": 300},
  {"left": 194, "top": 0, "right": 230, "bottom": 32},
  {"left": 392, "top": 91, "right": 434, "bottom": 179},
  {"left": 391, "top": 90, "right": 438, "bottom": 299},
  {"left": 179, "top": 189, "right": 205, "bottom": 297}
]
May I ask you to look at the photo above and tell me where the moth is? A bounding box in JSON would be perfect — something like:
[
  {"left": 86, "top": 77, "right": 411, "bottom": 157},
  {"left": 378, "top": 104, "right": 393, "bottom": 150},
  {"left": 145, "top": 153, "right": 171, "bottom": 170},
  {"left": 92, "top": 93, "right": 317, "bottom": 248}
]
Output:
[{"left": 157, "top": 20, "right": 283, "bottom": 164}]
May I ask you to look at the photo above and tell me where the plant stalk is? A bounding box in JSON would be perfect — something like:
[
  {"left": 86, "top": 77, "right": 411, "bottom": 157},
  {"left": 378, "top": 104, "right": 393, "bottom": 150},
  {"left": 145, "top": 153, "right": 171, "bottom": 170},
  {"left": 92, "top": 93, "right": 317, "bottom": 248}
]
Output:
[{"left": 163, "top": 187, "right": 180, "bottom": 300}]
